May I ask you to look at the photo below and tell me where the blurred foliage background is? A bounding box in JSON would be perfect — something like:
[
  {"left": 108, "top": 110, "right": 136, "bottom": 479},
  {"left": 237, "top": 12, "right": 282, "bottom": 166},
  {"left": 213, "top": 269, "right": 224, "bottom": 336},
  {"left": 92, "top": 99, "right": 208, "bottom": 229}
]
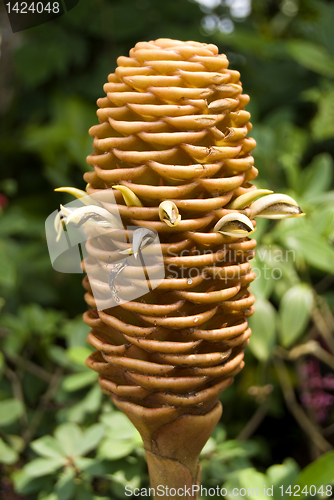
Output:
[{"left": 0, "top": 0, "right": 334, "bottom": 498}]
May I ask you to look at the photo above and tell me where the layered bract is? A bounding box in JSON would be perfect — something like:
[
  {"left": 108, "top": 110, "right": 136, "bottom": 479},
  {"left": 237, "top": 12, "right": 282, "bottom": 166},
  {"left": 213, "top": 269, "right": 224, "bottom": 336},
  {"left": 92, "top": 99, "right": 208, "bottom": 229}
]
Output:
[{"left": 84, "top": 39, "right": 257, "bottom": 418}]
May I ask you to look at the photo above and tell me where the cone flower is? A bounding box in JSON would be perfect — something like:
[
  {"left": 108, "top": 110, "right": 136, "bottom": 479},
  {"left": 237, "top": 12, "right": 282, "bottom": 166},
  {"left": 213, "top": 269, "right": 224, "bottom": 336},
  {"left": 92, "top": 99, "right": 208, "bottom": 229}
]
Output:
[{"left": 80, "top": 38, "right": 269, "bottom": 498}]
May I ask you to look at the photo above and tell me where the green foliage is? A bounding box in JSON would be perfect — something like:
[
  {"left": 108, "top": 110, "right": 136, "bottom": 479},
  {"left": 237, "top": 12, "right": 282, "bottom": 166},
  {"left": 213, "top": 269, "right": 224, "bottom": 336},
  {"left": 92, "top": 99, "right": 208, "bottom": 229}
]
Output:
[
  {"left": 296, "top": 451, "right": 334, "bottom": 490},
  {"left": 248, "top": 299, "right": 277, "bottom": 361},
  {"left": 223, "top": 458, "right": 300, "bottom": 500},
  {"left": 1, "top": 0, "right": 334, "bottom": 497},
  {"left": 278, "top": 284, "right": 313, "bottom": 348}
]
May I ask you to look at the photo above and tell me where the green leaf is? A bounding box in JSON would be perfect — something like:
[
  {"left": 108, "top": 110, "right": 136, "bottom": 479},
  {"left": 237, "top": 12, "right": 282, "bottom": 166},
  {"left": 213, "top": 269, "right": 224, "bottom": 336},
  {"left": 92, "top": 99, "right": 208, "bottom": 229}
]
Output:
[
  {"left": 39, "top": 494, "right": 58, "bottom": 500},
  {"left": 0, "top": 399, "right": 24, "bottom": 427},
  {"left": 62, "top": 370, "right": 98, "bottom": 392},
  {"left": 248, "top": 299, "right": 277, "bottom": 361},
  {"left": 54, "top": 423, "right": 82, "bottom": 457},
  {"left": 73, "top": 457, "right": 109, "bottom": 476},
  {"left": 297, "top": 451, "right": 334, "bottom": 489},
  {"left": 49, "top": 345, "right": 74, "bottom": 370},
  {"left": 287, "top": 41, "right": 334, "bottom": 78},
  {"left": 100, "top": 412, "right": 139, "bottom": 441},
  {"left": 312, "top": 205, "right": 334, "bottom": 239},
  {"left": 21, "top": 303, "right": 64, "bottom": 336},
  {"left": 61, "top": 384, "right": 102, "bottom": 424},
  {"left": 12, "top": 469, "right": 51, "bottom": 495},
  {"left": 66, "top": 346, "right": 93, "bottom": 366},
  {"left": 23, "top": 457, "right": 64, "bottom": 478},
  {"left": 267, "top": 458, "right": 300, "bottom": 500},
  {"left": 62, "top": 316, "right": 91, "bottom": 347},
  {"left": 73, "top": 483, "right": 94, "bottom": 500},
  {"left": 98, "top": 438, "right": 137, "bottom": 461},
  {"left": 78, "top": 424, "right": 105, "bottom": 456},
  {"left": 250, "top": 259, "right": 275, "bottom": 300},
  {"left": 31, "top": 435, "right": 65, "bottom": 459},
  {"left": 301, "top": 154, "right": 333, "bottom": 200},
  {"left": 217, "top": 440, "right": 260, "bottom": 459},
  {"left": 54, "top": 468, "right": 76, "bottom": 500},
  {"left": 109, "top": 465, "right": 141, "bottom": 496},
  {"left": 280, "top": 229, "right": 334, "bottom": 274},
  {"left": 0, "top": 436, "right": 18, "bottom": 464},
  {"left": 279, "top": 284, "right": 313, "bottom": 348},
  {"left": 238, "top": 468, "right": 267, "bottom": 500}
]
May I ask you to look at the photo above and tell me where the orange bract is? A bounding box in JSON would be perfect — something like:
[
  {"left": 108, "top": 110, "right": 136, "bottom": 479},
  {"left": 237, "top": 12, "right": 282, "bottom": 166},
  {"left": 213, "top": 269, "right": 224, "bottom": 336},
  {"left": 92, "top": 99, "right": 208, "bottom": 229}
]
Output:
[{"left": 84, "top": 38, "right": 257, "bottom": 497}]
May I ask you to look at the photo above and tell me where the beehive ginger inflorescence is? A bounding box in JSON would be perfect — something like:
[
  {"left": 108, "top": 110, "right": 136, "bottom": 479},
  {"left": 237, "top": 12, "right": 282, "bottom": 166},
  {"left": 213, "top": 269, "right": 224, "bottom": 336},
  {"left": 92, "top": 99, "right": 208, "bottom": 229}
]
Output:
[
  {"left": 84, "top": 39, "right": 257, "bottom": 416},
  {"left": 49, "top": 39, "right": 304, "bottom": 498}
]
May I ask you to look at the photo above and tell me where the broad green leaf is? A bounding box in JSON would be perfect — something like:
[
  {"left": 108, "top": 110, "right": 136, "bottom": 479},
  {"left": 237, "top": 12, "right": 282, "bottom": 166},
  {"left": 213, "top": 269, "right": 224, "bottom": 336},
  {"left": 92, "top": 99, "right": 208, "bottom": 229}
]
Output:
[
  {"left": 54, "top": 423, "right": 82, "bottom": 457},
  {"left": 54, "top": 468, "right": 76, "bottom": 500},
  {"left": 287, "top": 41, "right": 334, "bottom": 78},
  {"left": 78, "top": 424, "right": 105, "bottom": 456},
  {"left": 279, "top": 284, "right": 313, "bottom": 348},
  {"left": 21, "top": 303, "right": 64, "bottom": 336},
  {"left": 0, "top": 399, "right": 24, "bottom": 426},
  {"left": 62, "top": 370, "right": 98, "bottom": 392},
  {"left": 250, "top": 259, "right": 275, "bottom": 300},
  {"left": 62, "top": 316, "right": 91, "bottom": 347},
  {"left": 109, "top": 467, "right": 141, "bottom": 498},
  {"left": 200, "top": 437, "right": 216, "bottom": 457},
  {"left": 73, "top": 457, "right": 109, "bottom": 476},
  {"left": 23, "top": 457, "right": 64, "bottom": 478},
  {"left": 217, "top": 440, "right": 260, "bottom": 459},
  {"left": 0, "top": 436, "right": 18, "bottom": 464},
  {"left": 100, "top": 412, "right": 139, "bottom": 440},
  {"left": 66, "top": 346, "right": 93, "bottom": 366},
  {"left": 278, "top": 224, "right": 334, "bottom": 274},
  {"left": 301, "top": 153, "right": 333, "bottom": 200},
  {"left": 62, "top": 384, "right": 102, "bottom": 424},
  {"left": 312, "top": 205, "right": 334, "bottom": 239},
  {"left": 98, "top": 438, "right": 137, "bottom": 461},
  {"left": 49, "top": 345, "right": 74, "bottom": 370},
  {"left": 31, "top": 435, "right": 65, "bottom": 459},
  {"left": 238, "top": 468, "right": 267, "bottom": 500},
  {"left": 12, "top": 469, "right": 51, "bottom": 495},
  {"left": 297, "top": 451, "right": 334, "bottom": 489},
  {"left": 267, "top": 458, "right": 300, "bottom": 500},
  {"left": 38, "top": 493, "right": 58, "bottom": 500},
  {"left": 73, "top": 483, "right": 94, "bottom": 500},
  {"left": 280, "top": 229, "right": 334, "bottom": 274},
  {"left": 248, "top": 299, "right": 277, "bottom": 361},
  {"left": 39, "top": 495, "right": 58, "bottom": 500}
]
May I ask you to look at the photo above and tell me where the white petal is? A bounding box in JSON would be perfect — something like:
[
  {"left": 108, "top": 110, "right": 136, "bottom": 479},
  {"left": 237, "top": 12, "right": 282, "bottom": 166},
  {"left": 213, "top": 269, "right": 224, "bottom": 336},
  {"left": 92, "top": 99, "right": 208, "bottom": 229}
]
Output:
[
  {"left": 250, "top": 194, "right": 304, "bottom": 219},
  {"left": 213, "top": 213, "right": 255, "bottom": 238}
]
